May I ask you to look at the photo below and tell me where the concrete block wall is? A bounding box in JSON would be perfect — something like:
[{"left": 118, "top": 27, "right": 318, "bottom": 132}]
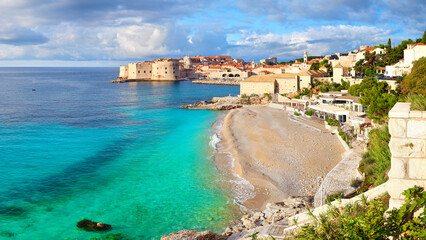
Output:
[{"left": 387, "top": 102, "right": 426, "bottom": 209}]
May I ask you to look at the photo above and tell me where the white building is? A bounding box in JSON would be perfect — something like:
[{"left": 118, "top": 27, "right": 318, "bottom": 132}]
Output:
[
  {"left": 355, "top": 46, "right": 385, "bottom": 63},
  {"left": 385, "top": 43, "right": 426, "bottom": 77},
  {"left": 259, "top": 57, "right": 277, "bottom": 65}
]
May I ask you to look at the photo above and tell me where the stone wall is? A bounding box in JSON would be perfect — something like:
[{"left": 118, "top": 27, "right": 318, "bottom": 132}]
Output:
[
  {"left": 387, "top": 102, "right": 426, "bottom": 209},
  {"left": 240, "top": 81, "right": 275, "bottom": 96}
]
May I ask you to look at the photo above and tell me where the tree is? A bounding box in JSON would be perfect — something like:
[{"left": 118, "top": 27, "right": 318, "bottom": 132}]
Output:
[
  {"left": 310, "top": 62, "right": 320, "bottom": 70},
  {"left": 401, "top": 57, "right": 426, "bottom": 95},
  {"left": 350, "top": 77, "right": 397, "bottom": 123},
  {"left": 422, "top": 30, "right": 426, "bottom": 44},
  {"left": 361, "top": 87, "right": 398, "bottom": 123}
]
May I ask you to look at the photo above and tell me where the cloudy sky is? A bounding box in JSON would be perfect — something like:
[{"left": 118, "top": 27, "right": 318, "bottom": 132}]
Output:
[{"left": 0, "top": 0, "right": 425, "bottom": 66}]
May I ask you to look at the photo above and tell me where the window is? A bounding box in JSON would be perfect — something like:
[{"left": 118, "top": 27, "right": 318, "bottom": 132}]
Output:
[
  {"left": 144, "top": 71, "right": 146, "bottom": 73},
  {"left": 150, "top": 71, "right": 151, "bottom": 73},
  {"left": 165, "top": 67, "right": 167, "bottom": 69},
  {"left": 138, "top": 71, "right": 140, "bottom": 73},
  {"left": 165, "top": 71, "right": 167, "bottom": 74}
]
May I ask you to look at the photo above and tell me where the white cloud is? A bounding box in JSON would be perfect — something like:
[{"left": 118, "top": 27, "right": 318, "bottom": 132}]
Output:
[
  {"left": 115, "top": 25, "right": 169, "bottom": 58},
  {"left": 232, "top": 25, "right": 391, "bottom": 60}
]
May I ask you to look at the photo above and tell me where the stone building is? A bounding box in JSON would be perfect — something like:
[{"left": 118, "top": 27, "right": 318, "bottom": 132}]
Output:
[
  {"left": 259, "top": 57, "right": 277, "bottom": 65},
  {"left": 333, "top": 63, "right": 344, "bottom": 83},
  {"left": 240, "top": 70, "right": 327, "bottom": 96},
  {"left": 119, "top": 65, "right": 128, "bottom": 79},
  {"left": 151, "top": 59, "right": 181, "bottom": 81},
  {"left": 128, "top": 62, "right": 152, "bottom": 80},
  {"left": 118, "top": 59, "right": 182, "bottom": 81}
]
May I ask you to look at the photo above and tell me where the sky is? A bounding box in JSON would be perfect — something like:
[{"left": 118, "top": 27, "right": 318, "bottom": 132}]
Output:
[{"left": 0, "top": 0, "right": 425, "bottom": 67}]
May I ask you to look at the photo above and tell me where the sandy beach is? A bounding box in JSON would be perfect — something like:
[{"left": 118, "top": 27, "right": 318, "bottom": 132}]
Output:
[{"left": 215, "top": 105, "right": 345, "bottom": 210}]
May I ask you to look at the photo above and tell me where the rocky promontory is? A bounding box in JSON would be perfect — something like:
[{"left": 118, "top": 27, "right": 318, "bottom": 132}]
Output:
[{"left": 181, "top": 94, "right": 271, "bottom": 110}]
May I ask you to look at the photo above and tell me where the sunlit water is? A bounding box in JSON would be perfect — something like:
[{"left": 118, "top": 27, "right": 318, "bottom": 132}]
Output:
[{"left": 0, "top": 68, "right": 241, "bottom": 239}]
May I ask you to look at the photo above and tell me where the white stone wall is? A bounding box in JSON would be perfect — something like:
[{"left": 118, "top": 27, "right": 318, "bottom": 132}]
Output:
[
  {"left": 387, "top": 102, "right": 426, "bottom": 209},
  {"left": 333, "top": 67, "right": 343, "bottom": 83},
  {"left": 240, "top": 81, "right": 275, "bottom": 96},
  {"left": 119, "top": 65, "right": 128, "bottom": 79},
  {"left": 151, "top": 60, "right": 181, "bottom": 80},
  {"left": 276, "top": 77, "right": 299, "bottom": 94}
]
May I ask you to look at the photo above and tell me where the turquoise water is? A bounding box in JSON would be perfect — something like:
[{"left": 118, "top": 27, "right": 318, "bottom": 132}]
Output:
[{"left": 0, "top": 68, "right": 240, "bottom": 239}]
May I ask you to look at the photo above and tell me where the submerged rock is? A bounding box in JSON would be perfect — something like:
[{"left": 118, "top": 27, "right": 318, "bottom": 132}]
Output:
[
  {"left": 77, "top": 219, "right": 112, "bottom": 231},
  {"left": 161, "top": 230, "right": 227, "bottom": 240}
]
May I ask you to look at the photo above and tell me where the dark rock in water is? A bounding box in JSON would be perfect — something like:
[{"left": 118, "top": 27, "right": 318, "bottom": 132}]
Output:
[
  {"left": 0, "top": 231, "right": 15, "bottom": 238},
  {"left": 77, "top": 219, "right": 112, "bottom": 231},
  {"left": 161, "top": 230, "right": 227, "bottom": 240}
]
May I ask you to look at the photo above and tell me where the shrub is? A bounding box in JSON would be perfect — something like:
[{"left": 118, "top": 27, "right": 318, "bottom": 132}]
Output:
[
  {"left": 250, "top": 93, "right": 259, "bottom": 97},
  {"left": 325, "top": 192, "right": 344, "bottom": 204},
  {"left": 359, "top": 126, "right": 391, "bottom": 190},
  {"left": 350, "top": 178, "right": 363, "bottom": 189},
  {"left": 264, "top": 93, "right": 272, "bottom": 100},
  {"left": 305, "top": 110, "right": 313, "bottom": 116},
  {"left": 325, "top": 117, "right": 339, "bottom": 126},
  {"left": 241, "top": 94, "right": 248, "bottom": 98},
  {"left": 338, "top": 130, "right": 350, "bottom": 146},
  {"left": 401, "top": 57, "right": 426, "bottom": 95},
  {"left": 295, "top": 186, "right": 426, "bottom": 239},
  {"left": 294, "top": 112, "right": 300, "bottom": 116},
  {"left": 404, "top": 94, "right": 426, "bottom": 111}
]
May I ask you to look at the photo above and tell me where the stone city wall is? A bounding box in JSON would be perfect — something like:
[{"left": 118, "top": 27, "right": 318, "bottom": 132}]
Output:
[{"left": 387, "top": 102, "right": 426, "bottom": 209}]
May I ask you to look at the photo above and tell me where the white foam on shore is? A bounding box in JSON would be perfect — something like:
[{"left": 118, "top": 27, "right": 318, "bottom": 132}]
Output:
[
  {"left": 211, "top": 117, "right": 257, "bottom": 207},
  {"left": 209, "top": 133, "right": 221, "bottom": 151}
]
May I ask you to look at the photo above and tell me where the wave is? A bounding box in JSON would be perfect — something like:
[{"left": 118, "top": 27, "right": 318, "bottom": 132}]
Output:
[{"left": 210, "top": 117, "right": 256, "bottom": 208}]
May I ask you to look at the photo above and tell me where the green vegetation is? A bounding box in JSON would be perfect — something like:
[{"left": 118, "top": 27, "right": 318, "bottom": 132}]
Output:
[
  {"left": 353, "top": 32, "right": 426, "bottom": 75},
  {"left": 359, "top": 126, "right": 391, "bottom": 190},
  {"left": 313, "top": 79, "right": 349, "bottom": 93},
  {"left": 305, "top": 110, "right": 313, "bottom": 116},
  {"left": 349, "top": 77, "right": 397, "bottom": 123},
  {"left": 401, "top": 57, "right": 426, "bottom": 95},
  {"left": 403, "top": 94, "right": 426, "bottom": 111},
  {"left": 264, "top": 93, "right": 272, "bottom": 100},
  {"left": 295, "top": 186, "right": 426, "bottom": 239},
  {"left": 278, "top": 56, "right": 324, "bottom": 65},
  {"left": 241, "top": 93, "right": 248, "bottom": 98},
  {"left": 294, "top": 112, "right": 300, "bottom": 116},
  {"left": 338, "top": 129, "right": 350, "bottom": 146},
  {"left": 351, "top": 178, "right": 363, "bottom": 189},
  {"left": 325, "top": 192, "right": 344, "bottom": 204},
  {"left": 250, "top": 93, "right": 259, "bottom": 97},
  {"left": 325, "top": 117, "right": 339, "bottom": 127}
]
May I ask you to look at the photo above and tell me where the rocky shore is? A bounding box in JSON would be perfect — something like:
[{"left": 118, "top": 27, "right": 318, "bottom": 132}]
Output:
[
  {"left": 223, "top": 196, "right": 310, "bottom": 237},
  {"left": 161, "top": 196, "right": 311, "bottom": 239},
  {"left": 180, "top": 95, "right": 270, "bottom": 110}
]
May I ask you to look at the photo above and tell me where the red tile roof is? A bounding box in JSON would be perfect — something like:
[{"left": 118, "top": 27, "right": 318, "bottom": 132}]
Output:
[{"left": 361, "top": 46, "right": 375, "bottom": 52}]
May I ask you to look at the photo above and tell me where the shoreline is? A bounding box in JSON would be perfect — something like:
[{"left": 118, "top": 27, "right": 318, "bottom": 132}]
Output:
[
  {"left": 192, "top": 80, "right": 240, "bottom": 86},
  {"left": 214, "top": 105, "right": 345, "bottom": 210}
]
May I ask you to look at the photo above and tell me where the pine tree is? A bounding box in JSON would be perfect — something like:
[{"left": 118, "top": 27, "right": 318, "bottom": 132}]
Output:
[{"left": 422, "top": 30, "right": 426, "bottom": 44}]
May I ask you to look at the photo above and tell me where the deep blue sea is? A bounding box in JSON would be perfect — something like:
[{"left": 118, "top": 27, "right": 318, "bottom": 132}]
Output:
[{"left": 0, "top": 68, "right": 241, "bottom": 239}]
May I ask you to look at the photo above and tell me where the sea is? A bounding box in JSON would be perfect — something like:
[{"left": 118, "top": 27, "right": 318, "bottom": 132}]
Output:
[{"left": 0, "top": 67, "right": 242, "bottom": 240}]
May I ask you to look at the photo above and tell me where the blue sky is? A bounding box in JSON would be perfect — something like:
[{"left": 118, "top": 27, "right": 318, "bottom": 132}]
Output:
[{"left": 0, "top": 0, "right": 425, "bottom": 66}]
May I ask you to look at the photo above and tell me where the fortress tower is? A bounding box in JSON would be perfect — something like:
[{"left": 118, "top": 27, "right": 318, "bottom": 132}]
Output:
[{"left": 304, "top": 51, "right": 308, "bottom": 63}]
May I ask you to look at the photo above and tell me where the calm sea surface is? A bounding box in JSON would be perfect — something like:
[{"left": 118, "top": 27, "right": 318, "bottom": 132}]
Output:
[{"left": 0, "top": 68, "right": 240, "bottom": 239}]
